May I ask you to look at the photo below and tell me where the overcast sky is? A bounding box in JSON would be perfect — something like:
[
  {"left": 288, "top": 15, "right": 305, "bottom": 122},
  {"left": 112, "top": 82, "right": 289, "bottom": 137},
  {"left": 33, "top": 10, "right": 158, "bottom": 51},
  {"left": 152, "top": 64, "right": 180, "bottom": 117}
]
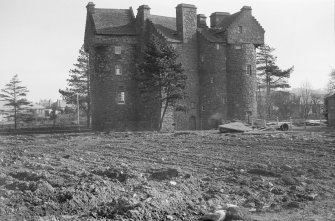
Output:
[{"left": 0, "top": 0, "right": 334, "bottom": 102}]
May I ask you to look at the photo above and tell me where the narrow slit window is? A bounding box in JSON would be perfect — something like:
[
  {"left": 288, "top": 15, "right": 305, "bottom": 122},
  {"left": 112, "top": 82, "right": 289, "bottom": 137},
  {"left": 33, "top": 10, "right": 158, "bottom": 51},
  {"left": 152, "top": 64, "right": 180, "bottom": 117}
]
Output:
[
  {"left": 247, "top": 65, "right": 252, "bottom": 75},
  {"left": 216, "top": 44, "right": 220, "bottom": 50},
  {"left": 115, "top": 64, "right": 122, "bottom": 75},
  {"left": 201, "top": 105, "right": 205, "bottom": 111},
  {"left": 238, "top": 26, "right": 243, "bottom": 33}
]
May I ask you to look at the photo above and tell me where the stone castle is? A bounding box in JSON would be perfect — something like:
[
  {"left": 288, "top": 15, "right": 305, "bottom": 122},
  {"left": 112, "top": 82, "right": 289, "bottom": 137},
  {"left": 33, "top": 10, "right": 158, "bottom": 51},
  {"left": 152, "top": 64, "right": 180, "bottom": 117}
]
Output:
[{"left": 84, "top": 2, "right": 265, "bottom": 131}]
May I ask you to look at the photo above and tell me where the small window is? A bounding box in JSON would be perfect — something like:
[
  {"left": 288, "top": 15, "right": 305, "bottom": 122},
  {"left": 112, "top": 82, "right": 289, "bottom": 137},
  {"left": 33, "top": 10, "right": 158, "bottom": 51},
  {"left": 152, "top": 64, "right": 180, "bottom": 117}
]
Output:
[
  {"left": 115, "top": 46, "right": 121, "bottom": 54},
  {"left": 223, "top": 96, "right": 227, "bottom": 104},
  {"left": 216, "top": 44, "right": 220, "bottom": 50},
  {"left": 191, "top": 102, "right": 195, "bottom": 109},
  {"left": 201, "top": 56, "right": 204, "bottom": 63},
  {"left": 117, "top": 86, "right": 125, "bottom": 104},
  {"left": 201, "top": 105, "right": 205, "bottom": 111},
  {"left": 235, "top": 45, "right": 242, "bottom": 50},
  {"left": 210, "top": 77, "right": 214, "bottom": 84},
  {"left": 115, "top": 64, "right": 122, "bottom": 75},
  {"left": 238, "top": 26, "right": 243, "bottom": 33},
  {"left": 247, "top": 65, "right": 252, "bottom": 75}
]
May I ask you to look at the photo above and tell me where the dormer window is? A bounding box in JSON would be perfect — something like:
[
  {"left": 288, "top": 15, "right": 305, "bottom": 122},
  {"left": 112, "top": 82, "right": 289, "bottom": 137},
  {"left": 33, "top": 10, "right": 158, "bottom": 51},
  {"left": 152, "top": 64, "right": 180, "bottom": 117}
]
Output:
[
  {"left": 238, "top": 26, "right": 243, "bottom": 33},
  {"left": 114, "top": 46, "right": 121, "bottom": 54},
  {"left": 115, "top": 64, "right": 122, "bottom": 75}
]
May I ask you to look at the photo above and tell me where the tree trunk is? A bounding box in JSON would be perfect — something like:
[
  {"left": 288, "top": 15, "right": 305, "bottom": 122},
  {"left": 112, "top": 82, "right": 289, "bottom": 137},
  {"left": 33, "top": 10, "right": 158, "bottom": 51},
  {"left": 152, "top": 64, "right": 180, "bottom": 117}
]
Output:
[
  {"left": 14, "top": 107, "right": 17, "bottom": 130},
  {"left": 266, "top": 74, "right": 271, "bottom": 120},
  {"left": 159, "top": 100, "right": 169, "bottom": 131}
]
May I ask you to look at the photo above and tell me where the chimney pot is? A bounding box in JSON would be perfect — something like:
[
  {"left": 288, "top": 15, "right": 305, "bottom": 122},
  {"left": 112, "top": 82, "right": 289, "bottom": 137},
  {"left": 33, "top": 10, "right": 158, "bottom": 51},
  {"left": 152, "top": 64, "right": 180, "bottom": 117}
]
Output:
[{"left": 197, "top": 14, "right": 207, "bottom": 28}]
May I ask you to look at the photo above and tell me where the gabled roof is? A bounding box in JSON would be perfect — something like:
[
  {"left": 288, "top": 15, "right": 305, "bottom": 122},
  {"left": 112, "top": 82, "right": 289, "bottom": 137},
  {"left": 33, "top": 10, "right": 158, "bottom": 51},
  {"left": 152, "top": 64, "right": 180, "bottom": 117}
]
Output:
[
  {"left": 149, "top": 15, "right": 181, "bottom": 42},
  {"left": 149, "top": 15, "right": 176, "bottom": 30},
  {"left": 216, "top": 11, "right": 241, "bottom": 32},
  {"left": 198, "top": 28, "right": 225, "bottom": 43},
  {"left": 91, "top": 8, "right": 137, "bottom": 35}
]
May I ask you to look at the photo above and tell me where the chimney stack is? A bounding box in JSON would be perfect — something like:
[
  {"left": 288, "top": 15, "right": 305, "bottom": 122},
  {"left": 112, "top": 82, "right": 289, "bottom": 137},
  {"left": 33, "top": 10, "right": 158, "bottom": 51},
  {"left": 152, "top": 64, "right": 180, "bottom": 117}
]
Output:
[
  {"left": 197, "top": 14, "right": 207, "bottom": 28},
  {"left": 176, "top": 4, "right": 197, "bottom": 42},
  {"left": 240, "top": 6, "right": 252, "bottom": 15},
  {"left": 210, "top": 12, "right": 230, "bottom": 28},
  {"left": 86, "top": 2, "right": 95, "bottom": 14},
  {"left": 137, "top": 5, "right": 151, "bottom": 29}
]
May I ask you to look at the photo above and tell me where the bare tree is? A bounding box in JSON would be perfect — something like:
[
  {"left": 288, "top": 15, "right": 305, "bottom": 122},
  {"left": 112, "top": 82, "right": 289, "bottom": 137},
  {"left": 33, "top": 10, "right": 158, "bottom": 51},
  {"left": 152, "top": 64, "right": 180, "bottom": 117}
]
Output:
[
  {"left": 299, "top": 82, "right": 312, "bottom": 129},
  {"left": 327, "top": 69, "right": 335, "bottom": 94}
]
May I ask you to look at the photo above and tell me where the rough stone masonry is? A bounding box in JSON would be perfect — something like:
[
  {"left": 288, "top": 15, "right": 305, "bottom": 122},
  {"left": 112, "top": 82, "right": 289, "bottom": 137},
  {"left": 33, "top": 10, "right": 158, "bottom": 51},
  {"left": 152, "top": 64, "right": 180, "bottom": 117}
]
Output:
[{"left": 84, "top": 2, "right": 265, "bottom": 131}]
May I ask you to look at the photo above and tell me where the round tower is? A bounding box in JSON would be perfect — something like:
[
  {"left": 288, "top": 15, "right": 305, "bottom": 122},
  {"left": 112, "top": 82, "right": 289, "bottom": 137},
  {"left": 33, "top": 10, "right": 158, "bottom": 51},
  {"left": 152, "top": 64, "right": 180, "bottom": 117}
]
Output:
[{"left": 226, "top": 43, "right": 257, "bottom": 122}]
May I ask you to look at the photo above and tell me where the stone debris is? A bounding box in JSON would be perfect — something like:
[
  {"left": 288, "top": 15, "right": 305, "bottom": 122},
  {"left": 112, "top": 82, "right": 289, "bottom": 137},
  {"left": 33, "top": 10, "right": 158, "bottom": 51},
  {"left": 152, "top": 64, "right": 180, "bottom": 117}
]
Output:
[{"left": 218, "top": 122, "right": 253, "bottom": 133}]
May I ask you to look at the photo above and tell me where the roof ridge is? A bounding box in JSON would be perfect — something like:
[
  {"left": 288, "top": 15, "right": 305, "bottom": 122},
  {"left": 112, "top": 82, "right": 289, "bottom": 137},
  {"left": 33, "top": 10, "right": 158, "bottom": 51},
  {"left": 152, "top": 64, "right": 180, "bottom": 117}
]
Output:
[{"left": 150, "top": 14, "right": 176, "bottom": 19}]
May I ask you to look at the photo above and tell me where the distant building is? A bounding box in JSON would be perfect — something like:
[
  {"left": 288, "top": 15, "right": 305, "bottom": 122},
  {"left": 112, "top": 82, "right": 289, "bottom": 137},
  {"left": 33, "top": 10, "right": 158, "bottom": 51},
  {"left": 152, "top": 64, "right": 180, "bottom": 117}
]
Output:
[
  {"left": 84, "top": 2, "right": 264, "bottom": 131},
  {"left": 27, "top": 103, "right": 47, "bottom": 118}
]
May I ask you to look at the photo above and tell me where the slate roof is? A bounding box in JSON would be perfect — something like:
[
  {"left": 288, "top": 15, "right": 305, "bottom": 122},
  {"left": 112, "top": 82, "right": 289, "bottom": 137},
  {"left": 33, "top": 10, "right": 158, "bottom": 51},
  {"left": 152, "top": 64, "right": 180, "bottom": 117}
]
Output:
[
  {"left": 92, "top": 8, "right": 137, "bottom": 35},
  {"left": 150, "top": 15, "right": 176, "bottom": 30},
  {"left": 216, "top": 11, "right": 241, "bottom": 32},
  {"left": 149, "top": 15, "right": 181, "bottom": 42},
  {"left": 198, "top": 28, "right": 225, "bottom": 43}
]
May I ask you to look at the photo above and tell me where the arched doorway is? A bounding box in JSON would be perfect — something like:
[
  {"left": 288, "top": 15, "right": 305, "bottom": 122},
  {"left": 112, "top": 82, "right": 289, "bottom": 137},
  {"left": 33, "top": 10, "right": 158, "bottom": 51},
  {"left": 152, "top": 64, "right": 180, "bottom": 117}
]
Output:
[{"left": 189, "top": 116, "right": 196, "bottom": 130}]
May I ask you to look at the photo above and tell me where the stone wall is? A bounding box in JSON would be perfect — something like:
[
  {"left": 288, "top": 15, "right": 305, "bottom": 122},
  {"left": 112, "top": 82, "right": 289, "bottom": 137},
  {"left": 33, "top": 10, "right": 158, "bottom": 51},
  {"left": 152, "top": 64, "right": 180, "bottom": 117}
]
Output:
[
  {"left": 226, "top": 43, "right": 257, "bottom": 121},
  {"left": 198, "top": 34, "right": 228, "bottom": 129},
  {"left": 90, "top": 36, "right": 140, "bottom": 131},
  {"left": 172, "top": 4, "right": 200, "bottom": 130}
]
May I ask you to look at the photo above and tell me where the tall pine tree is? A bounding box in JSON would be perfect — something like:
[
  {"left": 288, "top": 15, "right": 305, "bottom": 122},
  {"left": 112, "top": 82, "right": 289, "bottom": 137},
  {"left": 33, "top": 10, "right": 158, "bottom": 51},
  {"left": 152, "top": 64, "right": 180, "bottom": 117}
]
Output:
[
  {"left": 59, "top": 45, "right": 91, "bottom": 127},
  {"left": 256, "top": 44, "right": 294, "bottom": 119},
  {"left": 0, "top": 74, "right": 31, "bottom": 129},
  {"left": 136, "top": 36, "right": 187, "bottom": 131}
]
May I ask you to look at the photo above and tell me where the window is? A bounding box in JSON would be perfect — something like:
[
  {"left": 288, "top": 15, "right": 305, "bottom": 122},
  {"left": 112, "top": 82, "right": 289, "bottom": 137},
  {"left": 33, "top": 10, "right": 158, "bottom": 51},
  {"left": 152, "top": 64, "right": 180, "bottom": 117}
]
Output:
[
  {"left": 247, "top": 65, "right": 252, "bottom": 75},
  {"left": 201, "top": 105, "right": 205, "bottom": 111},
  {"left": 201, "top": 56, "right": 204, "bottom": 63},
  {"left": 114, "top": 46, "right": 121, "bottom": 54},
  {"left": 223, "top": 96, "right": 227, "bottom": 104},
  {"left": 235, "top": 45, "right": 242, "bottom": 50},
  {"left": 216, "top": 44, "right": 220, "bottom": 50},
  {"left": 117, "top": 86, "right": 125, "bottom": 104},
  {"left": 115, "top": 64, "right": 122, "bottom": 75},
  {"left": 210, "top": 77, "right": 214, "bottom": 84},
  {"left": 191, "top": 102, "right": 195, "bottom": 109},
  {"left": 238, "top": 26, "right": 243, "bottom": 33}
]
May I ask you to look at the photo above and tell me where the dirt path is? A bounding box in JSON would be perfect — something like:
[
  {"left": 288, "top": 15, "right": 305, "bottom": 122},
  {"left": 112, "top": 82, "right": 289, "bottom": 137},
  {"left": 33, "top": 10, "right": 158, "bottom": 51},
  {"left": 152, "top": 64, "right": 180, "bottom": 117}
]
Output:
[{"left": 0, "top": 131, "right": 334, "bottom": 220}]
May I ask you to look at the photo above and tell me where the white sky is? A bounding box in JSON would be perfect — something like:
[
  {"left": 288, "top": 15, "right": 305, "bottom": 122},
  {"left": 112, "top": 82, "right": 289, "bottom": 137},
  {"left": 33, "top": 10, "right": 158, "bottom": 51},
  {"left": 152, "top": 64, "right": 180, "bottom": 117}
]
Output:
[{"left": 0, "top": 0, "right": 334, "bottom": 102}]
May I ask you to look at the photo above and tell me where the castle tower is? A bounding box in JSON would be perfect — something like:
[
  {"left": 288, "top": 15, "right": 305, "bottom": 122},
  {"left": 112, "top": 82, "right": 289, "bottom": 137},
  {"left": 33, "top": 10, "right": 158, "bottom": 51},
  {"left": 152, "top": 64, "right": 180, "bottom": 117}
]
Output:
[{"left": 224, "top": 6, "right": 264, "bottom": 122}]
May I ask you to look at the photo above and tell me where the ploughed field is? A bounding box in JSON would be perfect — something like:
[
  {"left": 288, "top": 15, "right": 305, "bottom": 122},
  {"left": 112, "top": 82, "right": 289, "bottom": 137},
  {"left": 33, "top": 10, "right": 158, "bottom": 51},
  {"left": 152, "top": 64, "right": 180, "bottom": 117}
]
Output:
[{"left": 0, "top": 131, "right": 334, "bottom": 220}]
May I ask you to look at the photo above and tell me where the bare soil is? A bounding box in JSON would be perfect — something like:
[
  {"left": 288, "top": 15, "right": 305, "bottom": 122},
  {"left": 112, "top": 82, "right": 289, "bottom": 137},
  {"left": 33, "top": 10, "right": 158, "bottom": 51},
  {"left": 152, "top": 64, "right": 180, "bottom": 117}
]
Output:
[{"left": 0, "top": 130, "right": 334, "bottom": 220}]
